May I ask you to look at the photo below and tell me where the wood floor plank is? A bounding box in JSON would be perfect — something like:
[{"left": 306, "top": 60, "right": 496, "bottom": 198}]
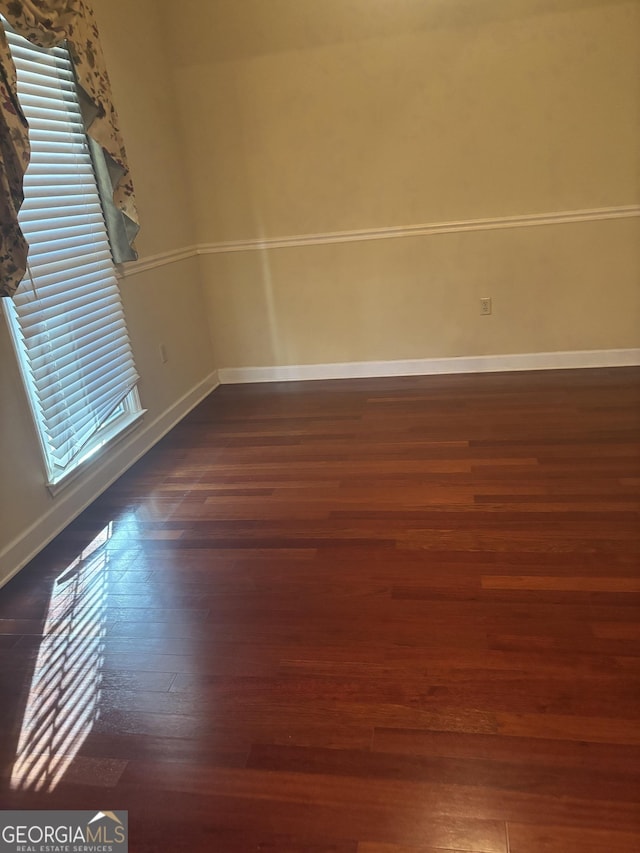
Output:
[
  {"left": 357, "top": 845, "right": 494, "bottom": 853},
  {"left": 482, "top": 575, "right": 640, "bottom": 591},
  {"left": 506, "top": 822, "right": 640, "bottom": 853},
  {"left": 246, "top": 742, "right": 640, "bottom": 802}
]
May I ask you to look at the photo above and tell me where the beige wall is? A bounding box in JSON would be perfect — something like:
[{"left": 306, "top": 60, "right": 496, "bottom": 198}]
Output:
[
  {"left": 94, "top": 0, "right": 214, "bottom": 410},
  {"left": 166, "top": 0, "right": 640, "bottom": 367},
  {"left": 0, "top": 0, "right": 215, "bottom": 585},
  {"left": 202, "top": 219, "right": 640, "bottom": 368}
]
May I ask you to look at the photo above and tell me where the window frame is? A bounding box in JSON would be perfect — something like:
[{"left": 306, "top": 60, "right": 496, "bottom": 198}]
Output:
[{"left": 1, "top": 20, "right": 144, "bottom": 492}]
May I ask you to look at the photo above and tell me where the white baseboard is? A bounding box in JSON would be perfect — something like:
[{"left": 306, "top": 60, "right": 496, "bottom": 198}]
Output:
[
  {"left": 0, "top": 371, "right": 220, "bottom": 590},
  {"left": 217, "top": 348, "right": 640, "bottom": 384}
]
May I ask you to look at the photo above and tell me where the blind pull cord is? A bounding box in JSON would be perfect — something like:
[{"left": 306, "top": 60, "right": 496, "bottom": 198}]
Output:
[{"left": 25, "top": 260, "right": 39, "bottom": 300}]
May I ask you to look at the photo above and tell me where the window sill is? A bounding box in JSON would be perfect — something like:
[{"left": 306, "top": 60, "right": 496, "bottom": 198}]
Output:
[{"left": 47, "top": 409, "right": 147, "bottom": 497}]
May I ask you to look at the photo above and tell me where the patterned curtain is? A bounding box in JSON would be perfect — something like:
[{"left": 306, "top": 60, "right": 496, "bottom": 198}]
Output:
[{"left": 0, "top": 0, "right": 139, "bottom": 298}]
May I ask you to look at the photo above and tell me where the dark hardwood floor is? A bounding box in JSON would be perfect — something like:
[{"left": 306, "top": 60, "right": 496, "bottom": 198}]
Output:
[{"left": 1, "top": 366, "right": 639, "bottom": 852}]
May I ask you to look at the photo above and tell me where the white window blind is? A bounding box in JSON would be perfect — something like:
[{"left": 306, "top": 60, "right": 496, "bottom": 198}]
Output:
[{"left": 2, "top": 25, "right": 141, "bottom": 486}]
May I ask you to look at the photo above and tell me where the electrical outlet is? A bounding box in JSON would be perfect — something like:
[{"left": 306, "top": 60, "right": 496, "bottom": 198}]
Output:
[
  {"left": 159, "top": 343, "right": 168, "bottom": 363},
  {"left": 480, "top": 297, "right": 492, "bottom": 315}
]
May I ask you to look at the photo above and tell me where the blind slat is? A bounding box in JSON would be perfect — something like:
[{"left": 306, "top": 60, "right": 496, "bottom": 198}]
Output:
[
  {"left": 28, "top": 313, "right": 133, "bottom": 371},
  {"left": 13, "top": 251, "right": 113, "bottom": 302},
  {"left": 39, "top": 357, "right": 137, "bottom": 414},
  {"left": 32, "top": 337, "right": 134, "bottom": 384}
]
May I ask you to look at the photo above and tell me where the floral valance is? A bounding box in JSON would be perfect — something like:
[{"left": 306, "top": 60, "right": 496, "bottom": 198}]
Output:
[{"left": 0, "top": 0, "right": 139, "bottom": 298}]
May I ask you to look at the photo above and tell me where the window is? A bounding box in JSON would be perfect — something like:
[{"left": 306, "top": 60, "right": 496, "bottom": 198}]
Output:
[{"left": 2, "top": 22, "right": 142, "bottom": 490}]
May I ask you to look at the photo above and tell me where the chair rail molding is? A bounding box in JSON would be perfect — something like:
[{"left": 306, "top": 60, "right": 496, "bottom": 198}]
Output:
[
  {"left": 198, "top": 205, "right": 640, "bottom": 256},
  {"left": 117, "top": 205, "right": 640, "bottom": 274}
]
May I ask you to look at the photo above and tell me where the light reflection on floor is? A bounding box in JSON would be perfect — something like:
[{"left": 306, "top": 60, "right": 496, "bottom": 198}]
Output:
[{"left": 10, "top": 524, "right": 112, "bottom": 792}]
